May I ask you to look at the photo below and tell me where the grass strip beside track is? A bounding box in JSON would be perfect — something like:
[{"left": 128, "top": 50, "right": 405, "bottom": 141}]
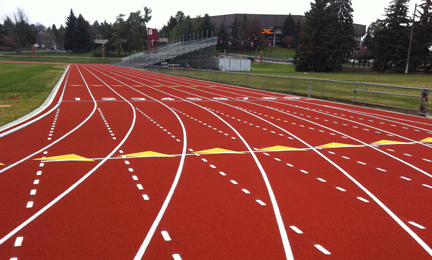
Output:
[
  {"left": 0, "top": 63, "right": 67, "bottom": 126},
  {"left": 0, "top": 55, "right": 120, "bottom": 64}
]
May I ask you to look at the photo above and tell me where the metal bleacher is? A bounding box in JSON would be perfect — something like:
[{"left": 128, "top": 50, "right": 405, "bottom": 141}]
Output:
[{"left": 121, "top": 37, "right": 217, "bottom": 66}]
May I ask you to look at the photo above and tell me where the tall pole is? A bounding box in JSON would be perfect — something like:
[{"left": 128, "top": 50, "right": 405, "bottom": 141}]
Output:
[{"left": 406, "top": 3, "right": 417, "bottom": 74}]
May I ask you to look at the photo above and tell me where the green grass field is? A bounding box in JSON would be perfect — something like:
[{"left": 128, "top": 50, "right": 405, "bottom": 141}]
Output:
[
  {"left": 0, "top": 63, "right": 67, "bottom": 126},
  {"left": 0, "top": 55, "right": 121, "bottom": 64}
]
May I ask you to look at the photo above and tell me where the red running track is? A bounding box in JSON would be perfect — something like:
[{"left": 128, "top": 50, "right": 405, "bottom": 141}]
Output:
[{"left": 1, "top": 63, "right": 432, "bottom": 260}]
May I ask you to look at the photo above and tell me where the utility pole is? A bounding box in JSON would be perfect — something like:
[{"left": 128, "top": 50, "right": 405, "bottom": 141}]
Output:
[{"left": 406, "top": 3, "right": 417, "bottom": 74}]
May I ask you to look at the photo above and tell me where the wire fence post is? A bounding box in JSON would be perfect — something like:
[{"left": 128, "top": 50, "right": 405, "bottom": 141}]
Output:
[
  {"left": 290, "top": 77, "right": 293, "bottom": 94},
  {"left": 354, "top": 83, "right": 357, "bottom": 101},
  {"left": 308, "top": 82, "right": 312, "bottom": 98},
  {"left": 363, "top": 84, "right": 368, "bottom": 106},
  {"left": 321, "top": 80, "right": 324, "bottom": 99}
]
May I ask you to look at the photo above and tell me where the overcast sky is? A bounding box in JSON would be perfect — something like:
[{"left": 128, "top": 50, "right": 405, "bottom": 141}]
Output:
[{"left": 0, "top": 0, "right": 422, "bottom": 31}]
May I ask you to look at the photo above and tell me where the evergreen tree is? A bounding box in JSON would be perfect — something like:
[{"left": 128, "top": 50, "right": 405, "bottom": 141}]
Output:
[
  {"left": 201, "top": 13, "right": 214, "bottom": 38},
  {"left": 73, "top": 14, "right": 92, "bottom": 53},
  {"left": 295, "top": 0, "right": 356, "bottom": 71},
  {"left": 281, "top": 14, "right": 296, "bottom": 47},
  {"left": 373, "top": 0, "right": 411, "bottom": 72},
  {"left": 64, "top": 9, "right": 76, "bottom": 51},
  {"left": 411, "top": 0, "right": 432, "bottom": 70},
  {"left": 217, "top": 22, "right": 229, "bottom": 50}
]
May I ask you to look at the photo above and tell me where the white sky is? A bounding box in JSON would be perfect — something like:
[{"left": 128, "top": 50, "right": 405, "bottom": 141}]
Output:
[{"left": 0, "top": 0, "right": 422, "bottom": 31}]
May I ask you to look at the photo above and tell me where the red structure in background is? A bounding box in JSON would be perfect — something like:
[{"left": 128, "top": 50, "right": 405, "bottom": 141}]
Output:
[{"left": 147, "top": 28, "right": 159, "bottom": 56}]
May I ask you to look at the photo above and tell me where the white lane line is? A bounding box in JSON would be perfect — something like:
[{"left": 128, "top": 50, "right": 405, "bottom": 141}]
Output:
[
  {"left": 210, "top": 165, "right": 216, "bottom": 168},
  {"left": 289, "top": 226, "right": 303, "bottom": 234},
  {"left": 30, "top": 189, "right": 37, "bottom": 195},
  {"left": 423, "top": 184, "right": 432, "bottom": 189},
  {"left": 357, "top": 197, "right": 370, "bottom": 203},
  {"left": 256, "top": 200, "right": 266, "bottom": 206},
  {"left": 142, "top": 195, "right": 150, "bottom": 200},
  {"left": 286, "top": 163, "right": 294, "bottom": 167},
  {"left": 315, "top": 244, "right": 331, "bottom": 255},
  {"left": 357, "top": 161, "right": 366, "bottom": 165},
  {"left": 172, "top": 254, "right": 182, "bottom": 260},
  {"left": 342, "top": 156, "right": 350, "bottom": 159},
  {"left": 409, "top": 221, "right": 426, "bottom": 230},
  {"left": 36, "top": 171, "right": 42, "bottom": 176},
  {"left": 300, "top": 170, "right": 309, "bottom": 174},
  {"left": 26, "top": 201, "right": 33, "bottom": 208},
  {"left": 137, "top": 184, "right": 144, "bottom": 190},
  {"left": 39, "top": 163, "right": 44, "bottom": 167},
  {"left": 317, "top": 178, "right": 326, "bottom": 182},
  {"left": 201, "top": 158, "right": 208, "bottom": 162},
  {"left": 401, "top": 176, "right": 412, "bottom": 181},
  {"left": 161, "top": 231, "right": 171, "bottom": 241},
  {"left": 422, "top": 158, "right": 431, "bottom": 162},
  {"left": 328, "top": 151, "right": 335, "bottom": 155},
  {"left": 230, "top": 180, "right": 238, "bottom": 184},
  {"left": 124, "top": 161, "right": 130, "bottom": 165},
  {"left": 33, "top": 180, "right": 40, "bottom": 185},
  {"left": 404, "top": 153, "right": 412, "bottom": 157},
  {"left": 336, "top": 187, "right": 346, "bottom": 192},
  {"left": 242, "top": 189, "right": 250, "bottom": 194},
  {"left": 219, "top": 171, "right": 226, "bottom": 176},
  {"left": 132, "top": 175, "right": 138, "bottom": 181},
  {"left": 377, "top": 168, "right": 387, "bottom": 172},
  {"left": 14, "top": 237, "right": 23, "bottom": 247},
  {"left": 128, "top": 168, "right": 134, "bottom": 172},
  {"left": 275, "top": 158, "right": 281, "bottom": 161}
]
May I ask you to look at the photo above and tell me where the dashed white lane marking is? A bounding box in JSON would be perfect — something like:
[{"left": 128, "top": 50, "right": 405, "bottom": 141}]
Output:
[
  {"left": 357, "top": 197, "right": 370, "bottom": 203},
  {"left": 230, "top": 180, "right": 238, "bottom": 185},
  {"left": 300, "top": 170, "right": 309, "bottom": 174},
  {"left": 132, "top": 175, "right": 138, "bottom": 181},
  {"left": 26, "top": 201, "right": 34, "bottom": 208},
  {"left": 342, "top": 156, "right": 350, "bottom": 159},
  {"left": 401, "top": 176, "right": 412, "bottom": 181},
  {"left": 210, "top": 165, "right": 216, "bottom": 168},
  {"left": 39, "top": 163, "right": 44, "bottom": 167},
  {"left": 317, "top": 178, "right": 326, "bottom": 182},
  {"left": 128, "top": 168, "right": 134, "bottom": 172},
  {"left": 409, "top": 221, "right": 426, "bottom": 230},
  {"left": 275, "top": 158, "right": 281, "bottom": 161},
  {"left": 124, "top": 161, "right": 130, "bottom": 165},
  {"left": 33, "top": 180, "right": 40, "bottom": 185},
  {"left": 286, "top": 163, "right": 294, "bottom": 167},
  {"left": 422, "top": 158, "right": 431, "bottom": 162},
  {"left": 161, "top": 231, "right": 171, "bottom": 241},
  {"left": 289, "top": 226, "right": 303, "bottom": 234},
  {"left": 137, "top": 184, "right": 144, "bottom": 190},
  {"left": 357, "top": 161, "right": 366, "bottom": 165},
  {"left": 242, "top": 189, "right": 250, "bottom": 194},
  {"left": 202, "top": 158, "right": 208, "bottom": 162},
  {"left": 423, "top": 184, "right": 432, "bottom": 189},
  {"left": 36, "top": 171, "right": 42, "bottom": 176},
  {"left": 119, "top": 150, "right": 124, "bottom": 154},
  {"left": 256, "top": 200, "right": 266, "bottom": 206},
  {"left": 404, "top": 153, "right": 412, "bottom": 157},
  {"left": 377, "top": 168, "right": 387, "bottom": 172},
  {"left": 315, "top": 244, "right": 331, "bottom": 255},
  {"left": 30, "top": 189, "right": 37, "bottom": 195},
  {"left": 142, "top": 195, "right": 150, "bottom": 200},
  {"left": 172, "top": 254, "right": 182, "bottom": 260},
  {"left": 328, "top": 151, "right": 335, "bottom": 155},
  {"left": 14, "top": 237, "right": 23, "bottom": 247},
  {"left": 10, "top": 257, "right": 18, "bottom": 260},
  {"left": 336, "top": 187, "right": 346, "bottom": 192},
  {"left": 219, "top": 171, "right": 226, "bottom": 176}
]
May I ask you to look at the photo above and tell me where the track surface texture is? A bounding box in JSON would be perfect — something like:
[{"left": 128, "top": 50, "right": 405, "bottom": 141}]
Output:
[{"left": 1, "top": 64, "right": 432, "bottom": 260}]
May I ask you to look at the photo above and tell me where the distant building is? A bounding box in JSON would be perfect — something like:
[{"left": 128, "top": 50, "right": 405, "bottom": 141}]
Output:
[{"left": 204, "top": 13, "right": 366, "bottom": 46}]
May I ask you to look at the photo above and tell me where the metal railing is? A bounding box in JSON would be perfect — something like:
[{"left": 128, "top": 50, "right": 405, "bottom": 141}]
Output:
[
  {"left": 141, "top": 66, "right": 430, "bottom": 115},
  {"left": 121, "top": 37, "right": 218, "bottom": 65}
]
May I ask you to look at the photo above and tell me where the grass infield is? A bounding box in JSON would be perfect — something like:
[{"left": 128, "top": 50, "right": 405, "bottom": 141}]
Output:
[{"left": 0, "top": 63, "right": 67, "bottom": 127}]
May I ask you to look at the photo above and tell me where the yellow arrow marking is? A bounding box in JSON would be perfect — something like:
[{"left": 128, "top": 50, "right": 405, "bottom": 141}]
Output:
[
  {"left": 0, "top": 162, "right": 4, "bottom": 165},
  {"left": 34, "top": 154, "right": 94, "bottom": 161},
  {"left": 193, "top": 148, "right": 244, "bottom": 154},
  {"left": 260, "top": 145, "right": 307, "bottom": 151},
  {"left": 120, "top": 151, "right": 174, "bottom": 157},
  {"left": 421, "top": 137, "right": 432, "bottom": 142},
  {"left": 318, "top": 142, "right": 363, "bottom": 148}
]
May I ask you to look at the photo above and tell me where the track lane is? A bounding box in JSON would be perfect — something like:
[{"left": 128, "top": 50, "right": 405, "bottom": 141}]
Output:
[{"left": 98, "top": 65, "right": 432, "bottom": 258}]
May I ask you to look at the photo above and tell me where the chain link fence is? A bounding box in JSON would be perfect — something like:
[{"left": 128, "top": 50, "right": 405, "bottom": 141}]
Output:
[{"left": 142, "top": 66, "right": 430, "bottom": 116}]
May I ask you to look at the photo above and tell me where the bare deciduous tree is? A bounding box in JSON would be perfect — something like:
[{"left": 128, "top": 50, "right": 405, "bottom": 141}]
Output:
[{"left": 3, "top": 8, "right": 29, "bottom": 55}]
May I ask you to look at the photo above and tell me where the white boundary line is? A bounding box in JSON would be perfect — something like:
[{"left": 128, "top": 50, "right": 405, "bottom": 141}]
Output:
[
  {"left": 90, "top": 65, "right": 294, "bottom": 260},
  {"left": 105, "top": 66, "right": 432, "bottom": 257},
  {"left": 0, "top": 65, "right": 70, "bottom": 136}
]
